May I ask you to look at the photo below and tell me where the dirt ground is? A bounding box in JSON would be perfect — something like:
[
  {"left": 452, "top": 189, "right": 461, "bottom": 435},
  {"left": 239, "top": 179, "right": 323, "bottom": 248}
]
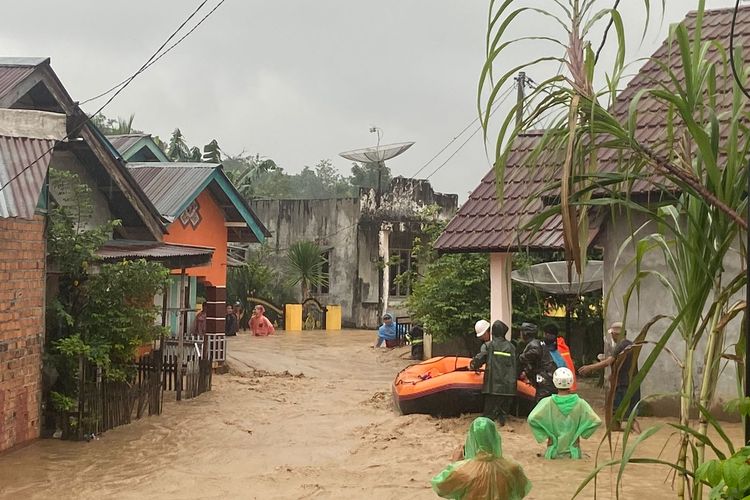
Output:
[{"left": 0, "top": 330, "right": 743, "bottom": 499}]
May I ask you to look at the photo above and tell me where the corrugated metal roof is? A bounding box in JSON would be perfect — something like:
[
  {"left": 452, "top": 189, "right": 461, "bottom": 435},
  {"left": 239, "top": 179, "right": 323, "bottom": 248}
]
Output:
[
  {"left": 0, "top": 135, "right": 56, "bottom": 219},
  {"left": 0, "top": 66, "right": 36, "bottom": 101},
  {"left": 128, "top": 163, "right": 217, "bottom": 218},
  {"left": 108, "top": 134, "right": 148, "bottom": 155},
  {"left": 96, "top": 240, "right": 214, "bottom": 266},
  {"left": 0, "top": 58, "right": 46, "bottom": 100}
]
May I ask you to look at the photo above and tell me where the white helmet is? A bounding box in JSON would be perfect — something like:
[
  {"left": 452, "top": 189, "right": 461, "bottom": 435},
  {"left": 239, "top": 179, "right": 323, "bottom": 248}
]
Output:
[
  {"left": 553, "top": 367, "right": 574, "bottom": 389},
  {"left": 474, "top": 319, "right": 491, "bottom": 337}
]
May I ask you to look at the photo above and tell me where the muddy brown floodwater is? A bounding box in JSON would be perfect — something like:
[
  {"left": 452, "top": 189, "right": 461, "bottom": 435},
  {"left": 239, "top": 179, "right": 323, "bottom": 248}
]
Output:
[{"left": 0, "top": 330, "right": 743, "bottom": 499}]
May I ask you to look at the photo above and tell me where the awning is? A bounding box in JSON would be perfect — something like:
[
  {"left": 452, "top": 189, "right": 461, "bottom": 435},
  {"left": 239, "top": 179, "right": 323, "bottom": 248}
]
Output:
[{"left": 96, "top": 240, "right": 214, "bottom": 270}]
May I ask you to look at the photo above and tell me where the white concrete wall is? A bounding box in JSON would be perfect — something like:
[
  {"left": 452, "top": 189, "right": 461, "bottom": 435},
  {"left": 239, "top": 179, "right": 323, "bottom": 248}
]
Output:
[
  {"left": 601, "top": 211, "right": 743, "bottom": 410},
  {"left": 49, "top": 150, "right": 113, "bottom": 232},
  {"left": 250, "top": 198, "right": 365, "bottom": 325}
]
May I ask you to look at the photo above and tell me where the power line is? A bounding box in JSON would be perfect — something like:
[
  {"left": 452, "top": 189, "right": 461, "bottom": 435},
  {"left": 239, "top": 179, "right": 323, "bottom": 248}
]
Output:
[
  {"left": 409, "top": 84, "right": 516, "bottom": 179},
  {"left": 424, "top": 83, "right": 517, "bottom": 181},
  {"left": 80, "top": 0, "right": 212, "bottom": 105},
  {"left": 595, "top": 0, "right": 622, "bottom": 64},
  {"left": 0, "top": 0, "right": 228, "bottom": 194}
]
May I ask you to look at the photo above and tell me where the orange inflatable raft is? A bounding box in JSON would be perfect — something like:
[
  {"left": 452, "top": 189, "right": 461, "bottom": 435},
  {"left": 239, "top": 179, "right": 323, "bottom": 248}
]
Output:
[{"left": 392, "top": 356, "right": 536, "bottom": 417}]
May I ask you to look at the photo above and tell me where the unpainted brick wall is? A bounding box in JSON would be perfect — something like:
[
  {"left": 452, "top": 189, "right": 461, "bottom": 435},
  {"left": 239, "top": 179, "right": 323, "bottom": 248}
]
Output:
[{"left": 0, "top": 215, "right": 45, "bottom": 452}]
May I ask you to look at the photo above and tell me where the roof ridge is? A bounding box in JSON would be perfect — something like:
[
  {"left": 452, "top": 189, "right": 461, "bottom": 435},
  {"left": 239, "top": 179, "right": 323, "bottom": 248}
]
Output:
[
  {"left": 686, "top": 5, "right": 750, "bottom": 17},
  {"left": 0, "top": 57, "right": 49, "bottom": 67}
]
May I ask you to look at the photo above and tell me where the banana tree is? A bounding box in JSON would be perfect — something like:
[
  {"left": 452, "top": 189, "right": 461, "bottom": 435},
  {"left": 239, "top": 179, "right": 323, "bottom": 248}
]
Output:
[{"left": 482, "top": 0, "right": 748, "bottom": 498}]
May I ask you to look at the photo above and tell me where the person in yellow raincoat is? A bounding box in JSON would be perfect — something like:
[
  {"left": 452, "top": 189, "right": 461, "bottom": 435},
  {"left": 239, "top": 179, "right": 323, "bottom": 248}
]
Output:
[
  {"left": 431, "top": 417, "right": 532, "bottom": 500},
  {"left": 527, "top": 367, "right": 601, "bottom": 459}
]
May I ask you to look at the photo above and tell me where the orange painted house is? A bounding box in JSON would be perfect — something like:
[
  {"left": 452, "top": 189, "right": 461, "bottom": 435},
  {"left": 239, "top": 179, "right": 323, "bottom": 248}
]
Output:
[{"left": 128, "top": 163, "right": 270, "bottom": 337}]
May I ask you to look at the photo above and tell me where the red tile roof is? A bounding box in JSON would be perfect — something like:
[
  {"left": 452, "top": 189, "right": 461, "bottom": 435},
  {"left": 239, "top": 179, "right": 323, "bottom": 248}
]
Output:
[{"left": 436, "top": 5, "right": 750, "bottom": 253}]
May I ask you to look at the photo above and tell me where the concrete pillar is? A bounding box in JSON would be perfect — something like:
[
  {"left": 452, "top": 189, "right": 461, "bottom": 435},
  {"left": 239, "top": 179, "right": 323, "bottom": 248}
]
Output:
[
  {"left": 204, "top": 285, "right": 226, "bottom": 335},
  {"left": 490, "top": 252, "right": 512, "bottom": 339},
  {"left": 378, "top": 226, "right": 391, "bottom": 317}
]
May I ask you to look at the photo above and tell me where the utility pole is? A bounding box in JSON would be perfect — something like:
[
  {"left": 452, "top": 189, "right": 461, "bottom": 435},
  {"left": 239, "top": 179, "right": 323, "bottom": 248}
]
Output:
[{"left": 515, "top": 71, "right": 527, "bottom": 129}]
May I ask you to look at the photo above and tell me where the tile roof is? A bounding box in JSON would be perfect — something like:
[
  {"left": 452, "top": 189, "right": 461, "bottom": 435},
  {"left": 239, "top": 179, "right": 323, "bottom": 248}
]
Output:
[
  {"left": 602, "top": 5, "right": 750, "bottom": 189},
  {"left": 434, "top": 132, "right": 587, "bottom": 253},
  {"left": 436, "top": 5, "right": 750, "bottom": 253}
]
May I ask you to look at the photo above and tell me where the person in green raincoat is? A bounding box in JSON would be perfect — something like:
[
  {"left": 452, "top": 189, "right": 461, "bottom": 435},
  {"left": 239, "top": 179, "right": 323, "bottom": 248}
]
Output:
[
  {"left": 527, "top": 367, "right": 601, "bottom": 459},
  {"left": 432, "top": 417, "right": 532, "bottom": 500}
]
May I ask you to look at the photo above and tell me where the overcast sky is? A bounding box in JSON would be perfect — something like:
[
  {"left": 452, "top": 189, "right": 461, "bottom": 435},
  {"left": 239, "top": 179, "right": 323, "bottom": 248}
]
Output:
[{"left": 0, "top": 0, "right": 739, "bottom": 201}]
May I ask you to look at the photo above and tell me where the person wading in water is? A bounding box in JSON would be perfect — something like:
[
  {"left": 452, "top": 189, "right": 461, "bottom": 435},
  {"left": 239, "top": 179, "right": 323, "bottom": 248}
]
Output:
[
  {"left": 470, "top": 320, "right": 517, "bottom": 426},
  {"left": 519, "top": 323, "right": 557, "bottom": 403}
]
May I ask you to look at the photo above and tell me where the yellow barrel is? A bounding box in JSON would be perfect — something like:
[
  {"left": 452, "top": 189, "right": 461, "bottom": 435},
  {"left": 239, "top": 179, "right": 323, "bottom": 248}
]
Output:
[
  {"left": 285, "top": 304, "right": 303, "bottom": 331},
  {"left": 325, "top": 305, "right": 342, "bottom": 330}
]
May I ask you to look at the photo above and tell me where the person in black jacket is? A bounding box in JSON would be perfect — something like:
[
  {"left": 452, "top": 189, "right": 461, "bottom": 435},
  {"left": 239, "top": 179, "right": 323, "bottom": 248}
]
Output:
[
  {"left": 470, "top": 320, "right": 517, "bottom": 426},
  {"left": 519, "top": 325, "right": 557, "bottom": 403},
  {"left": 225, "top": 304, "right": 239, "bottom": 337}
]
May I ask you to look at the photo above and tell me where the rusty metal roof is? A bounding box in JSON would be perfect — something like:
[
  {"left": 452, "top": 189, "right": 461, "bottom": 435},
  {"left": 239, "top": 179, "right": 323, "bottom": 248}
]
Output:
[
  {"left": 0, "top": 135, "right": 55, "bottom": 218},
  {"left": 96, "top": 240, "right": 214, "bottom": 269},
  {"left": 108, "top": 134, "right": 148, "bottom": 154},
  {"left": 0, "top": 58, "right": 46, "bottom": 100},
  {"left": 128, "top": 163, "right": 217, "bottom": 218}
]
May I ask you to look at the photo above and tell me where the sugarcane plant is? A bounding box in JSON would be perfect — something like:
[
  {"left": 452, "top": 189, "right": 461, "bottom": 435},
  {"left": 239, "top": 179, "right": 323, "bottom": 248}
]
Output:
[{"left": 481, "top": 0, "right": 748, "bottom": 498}]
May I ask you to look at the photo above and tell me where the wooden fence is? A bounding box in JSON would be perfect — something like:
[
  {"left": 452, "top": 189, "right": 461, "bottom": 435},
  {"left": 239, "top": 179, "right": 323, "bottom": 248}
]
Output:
[
  {"left": 74, "top": 350, "right": 163, "bottom": 439},
  {"left": 70, "top": 336, "right": 214, "bottom": 440}
]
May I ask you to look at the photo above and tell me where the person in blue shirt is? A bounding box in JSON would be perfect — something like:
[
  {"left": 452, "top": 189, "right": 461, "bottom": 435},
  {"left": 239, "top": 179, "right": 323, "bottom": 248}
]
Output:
[
  {"left": 372, "top": 312, "right": 398, "bottom": 348},
  {"left": 543, "top": 323, "right": 566, "bottom": 369}
]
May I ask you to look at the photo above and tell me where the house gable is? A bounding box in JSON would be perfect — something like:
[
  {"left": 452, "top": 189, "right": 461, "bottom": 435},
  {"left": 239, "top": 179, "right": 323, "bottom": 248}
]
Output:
[
  {"left": 108, "top": 134, "right": 169, "bottom": 162},
  {"left": 163, "top": 189, "right": 227, "bottom": 286},
  {"left": 128, "top": 162, "right": 270, "bottom": 243},
  {"left": 0, "top": 58, "right": 165, "bottom": 240}
]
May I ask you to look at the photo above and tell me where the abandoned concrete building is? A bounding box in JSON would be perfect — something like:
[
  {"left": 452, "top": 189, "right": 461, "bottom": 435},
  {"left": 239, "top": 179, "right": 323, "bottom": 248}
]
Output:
[{"left": 248, "top": 177, "right": 458, "bottom": 328}]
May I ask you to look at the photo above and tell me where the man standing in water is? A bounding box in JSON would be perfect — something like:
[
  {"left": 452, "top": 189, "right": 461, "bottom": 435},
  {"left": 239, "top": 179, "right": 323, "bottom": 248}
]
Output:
[
  {"left": 519, "top": 323, "right": 557, "bottom": 402},
  {"left": 515, "top": 322, "right": 538, "bottom": 362},
  {"left": 579, "top": 322, "right": 641, "bottom": 432},
  {"left": 470, "top": 320, "right": 517, "bottom": 426},
  {"left": 543, "top": 323, "right": 577, "bottom": 391},
  {"left": 225, "top": 304, "right": 239, "bottom": 337}
]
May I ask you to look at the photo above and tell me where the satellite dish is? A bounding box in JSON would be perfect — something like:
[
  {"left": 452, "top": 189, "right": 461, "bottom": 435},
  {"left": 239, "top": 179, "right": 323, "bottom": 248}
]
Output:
[
  {"left": 511, "top": 261, "right": 603, "bottom": 295},
  {"left": 339, "top": 142, "right": 415, "bottom": 163}
]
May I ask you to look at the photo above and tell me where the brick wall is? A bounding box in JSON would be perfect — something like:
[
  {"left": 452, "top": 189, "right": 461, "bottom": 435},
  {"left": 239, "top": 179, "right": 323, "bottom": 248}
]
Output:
[{"left": 0, "top": 215, "right": 45, "bottom": 453}]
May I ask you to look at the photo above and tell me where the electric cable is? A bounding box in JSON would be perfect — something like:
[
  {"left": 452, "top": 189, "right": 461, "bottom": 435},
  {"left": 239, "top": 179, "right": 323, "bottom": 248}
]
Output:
[
  {"left": 409, "top": 84, "right": 516, "bottom": 179},
  {"left": 424, "top": 82, "right": 518, "bottom": 180},
  {"left": 0, "top": 0, "right": 228, "bottom": 194}
]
